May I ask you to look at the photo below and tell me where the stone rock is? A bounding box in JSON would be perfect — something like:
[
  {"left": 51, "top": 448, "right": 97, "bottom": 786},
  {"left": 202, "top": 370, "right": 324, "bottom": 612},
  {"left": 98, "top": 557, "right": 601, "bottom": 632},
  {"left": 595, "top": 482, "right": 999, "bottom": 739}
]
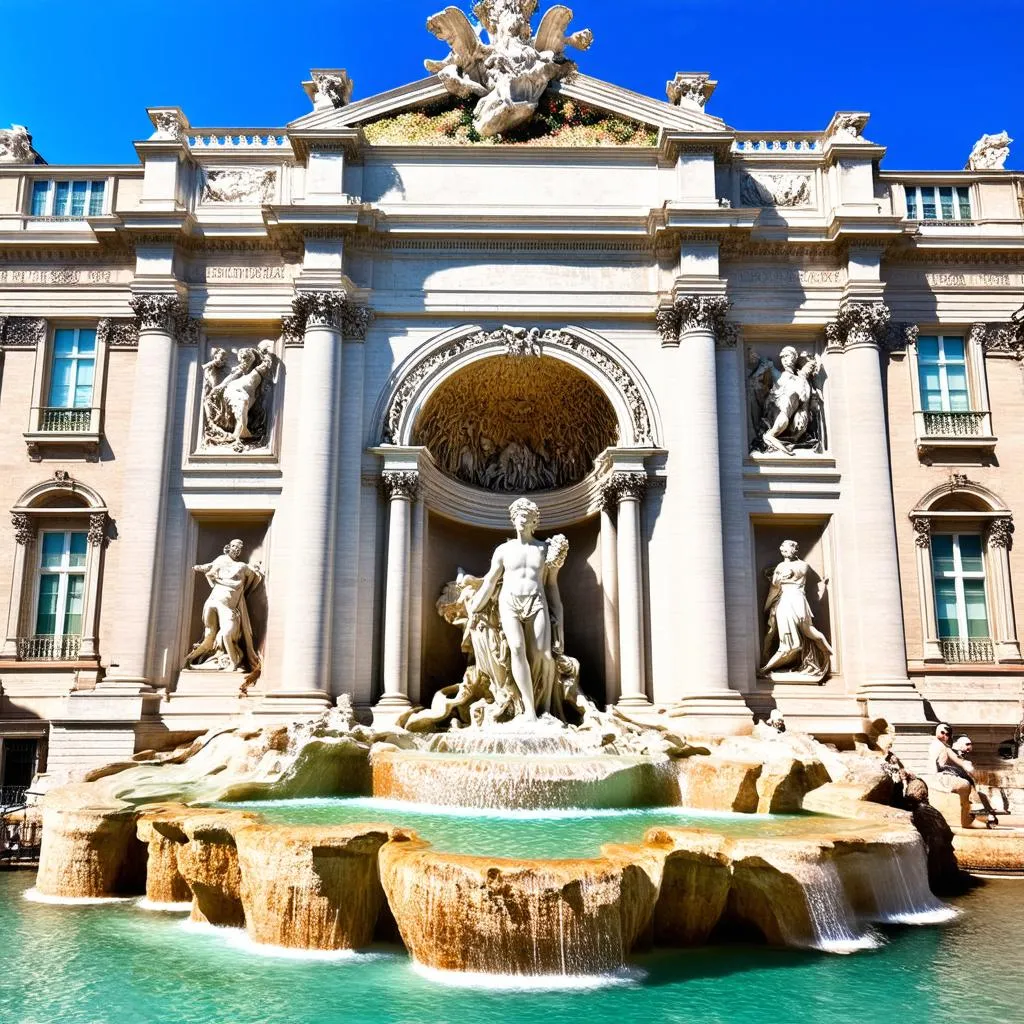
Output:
[
  {"left": 378, "top": 833, "right": 663, "bottom": 975},
  {"left": 951, "top": 826, "right": 1024, "bottom": 877},
  {"left": 675, "top": 756, "right": 762, "bottom": 812},
  {"left": 175, "top": 809, "right": 261, "bottom": 926},
  {"left": 755, "top": 755, "right": 832, "bottom": 813},
  {"left": 234, "top": 823, "right": 404, "bottom": 950},
  {"left": 36, "top": 786, "right": 146, "bottom": 899},
  {"left": 136, "top": 803, "right": 194, "bottom": 904},
  {"left": 912, "top": 804, "right": 964, "bottom": 894},
  {"left": 645, "top": 828, "right": 731, "bottom": 945},
  {"left": 727, "top": 851, "right": 817, "bottom": 946}
]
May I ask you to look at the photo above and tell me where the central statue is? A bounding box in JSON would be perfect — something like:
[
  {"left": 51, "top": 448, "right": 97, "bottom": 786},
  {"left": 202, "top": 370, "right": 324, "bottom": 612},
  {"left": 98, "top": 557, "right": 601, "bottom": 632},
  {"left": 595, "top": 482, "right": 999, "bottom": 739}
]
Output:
[{"left": 401, "top": 498, "right": 590, "bottom": 731}]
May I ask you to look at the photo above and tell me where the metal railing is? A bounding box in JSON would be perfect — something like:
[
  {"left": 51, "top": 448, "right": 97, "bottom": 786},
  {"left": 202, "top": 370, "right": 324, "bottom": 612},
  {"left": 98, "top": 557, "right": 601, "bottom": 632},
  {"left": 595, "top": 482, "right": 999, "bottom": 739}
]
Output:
[
  {"left": 16, "top": 634, "right": 81, "bottom": 661},
  {"left": 0, "top": 786, "right": 27, "bottom": 810},
  {"left": 921, "top": 411, "right": 984, "bottom": 437},
  {"left": 39, "top": 407, "right": 91, "bottom": 432},
  {"left": 939, "top": 636, "right": 994, "bottom": 664},
  {"left": 0, "top": 811, "right": 42, "bottom": 864}
]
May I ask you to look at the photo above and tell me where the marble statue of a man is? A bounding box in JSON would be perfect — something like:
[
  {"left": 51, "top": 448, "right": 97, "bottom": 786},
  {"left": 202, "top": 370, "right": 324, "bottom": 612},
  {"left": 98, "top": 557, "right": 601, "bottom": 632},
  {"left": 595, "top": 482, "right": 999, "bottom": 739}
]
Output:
[
  {"left": 759, "top": 539, "right": 833, "bottom": 680},
  {"left": 467, "top": 498, "right": 565, "bottom": 721},
  {"left": 185, "top": 539, "right": 263, "bottom": 673}
]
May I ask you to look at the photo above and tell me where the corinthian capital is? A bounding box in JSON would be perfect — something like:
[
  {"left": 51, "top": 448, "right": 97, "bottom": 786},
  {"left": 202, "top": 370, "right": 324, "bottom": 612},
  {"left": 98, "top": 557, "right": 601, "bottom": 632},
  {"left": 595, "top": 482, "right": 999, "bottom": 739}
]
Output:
[
  {"left": 129, "top": 293, "right": 196, "bottom": 341},
  {"left": 382, "top": 470, "right": 419, "bottom": 501},
  {"left": 283, "top": 290, "right": 375, "bottom": 342},
  {"left": 824, "top": 300, "right": 891, "bottom": 351},
  {"left": 657, "top": 294, "right": 732, "bottom": 346},
  {"left": 603, "top": 471, "right": 648, "bottom": 505}
]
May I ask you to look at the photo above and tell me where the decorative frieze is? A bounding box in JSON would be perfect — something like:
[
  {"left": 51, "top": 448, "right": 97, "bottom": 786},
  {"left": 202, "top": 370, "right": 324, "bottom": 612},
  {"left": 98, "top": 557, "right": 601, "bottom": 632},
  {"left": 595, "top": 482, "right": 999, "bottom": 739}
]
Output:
[
  {"left": 739, "top": 173, "right": 812, "bottom": 208},
  {"left": 824, "top": 301, "right": 891, "bottom": 350},
  {"left": 1, "top": 316, "right": 46, "bottom": 348},
  {"left": 200, "top": 167, "right": 277, "bottom": 205},
  {"left": 97, "top": 318, "right": 139, "bottom": 349},
  {"left": 988, "top": 517, "right": 1014, "bottom": 551},
  {"left": 656, "top": 295, "right": 732, "bottom": 346},
  {"left": 382, "top": 470, "right": 420, "bottom": 501},
  {"left": 283, "top": 291, "right": 374, "bottom": 342},
  {"left": 10, "top": 513, "right": 34, "bottom": 545}
]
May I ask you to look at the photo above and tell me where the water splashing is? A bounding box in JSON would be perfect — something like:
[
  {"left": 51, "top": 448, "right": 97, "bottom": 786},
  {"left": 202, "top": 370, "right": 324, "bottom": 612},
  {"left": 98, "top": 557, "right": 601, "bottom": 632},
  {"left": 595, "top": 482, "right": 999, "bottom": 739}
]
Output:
[
  {"left": 801, "top": 862, "right": 882, "bottom": 953},
  {"left": 864, "top": 840, "right": 958, "bottom": 925}
]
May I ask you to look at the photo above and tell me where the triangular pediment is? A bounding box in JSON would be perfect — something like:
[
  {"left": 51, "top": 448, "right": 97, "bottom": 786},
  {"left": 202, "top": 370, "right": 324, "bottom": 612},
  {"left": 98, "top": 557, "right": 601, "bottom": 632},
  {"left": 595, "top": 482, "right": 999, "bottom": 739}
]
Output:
[{"left": 289, "top": 73, "right": 731, "bottom": 143}]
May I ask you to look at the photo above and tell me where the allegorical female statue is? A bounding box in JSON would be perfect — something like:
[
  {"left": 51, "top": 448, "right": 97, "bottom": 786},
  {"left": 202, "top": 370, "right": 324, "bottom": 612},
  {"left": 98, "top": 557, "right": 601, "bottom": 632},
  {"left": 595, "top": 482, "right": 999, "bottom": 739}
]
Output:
[
  {"left": 759, "top": 539, "right": 833, "bottom": 680},
  {"left": 184, "top": 539, "right": 263, "bottom": 680}
]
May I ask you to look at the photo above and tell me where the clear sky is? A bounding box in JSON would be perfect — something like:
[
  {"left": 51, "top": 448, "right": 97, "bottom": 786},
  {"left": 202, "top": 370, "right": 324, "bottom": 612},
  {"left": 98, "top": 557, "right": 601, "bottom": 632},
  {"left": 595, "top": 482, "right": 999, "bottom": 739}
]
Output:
[{"left": 1, "top": 0, "right": 1020, "bottom": 170}]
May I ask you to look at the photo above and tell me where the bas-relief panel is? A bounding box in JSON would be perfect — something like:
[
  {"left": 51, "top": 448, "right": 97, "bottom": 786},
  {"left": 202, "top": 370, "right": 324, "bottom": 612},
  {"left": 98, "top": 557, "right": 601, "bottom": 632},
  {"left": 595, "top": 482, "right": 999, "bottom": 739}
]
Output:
[{"left": 745, "top": 341, "right": 827, "bottom": 456}]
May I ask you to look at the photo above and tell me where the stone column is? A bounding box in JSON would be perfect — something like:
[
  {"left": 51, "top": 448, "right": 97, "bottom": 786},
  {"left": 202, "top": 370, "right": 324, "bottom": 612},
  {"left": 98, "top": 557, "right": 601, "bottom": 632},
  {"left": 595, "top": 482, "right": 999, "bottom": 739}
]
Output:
[
  {"left": 103, "top": 293, "right": 185, "bottom": 689},
  {"left": 911, "top": 516, "right": 944, "bottom": 664},
  {"left": 599, "top": 487, "right": 619, "bottom": 705},
  {"left": 655, "top": 295, "right": 751, "bottom": 734},
  {"left": 78, "top": 513, "right": 108, "bottom": 660},
  {"left": 827, "top": 301, "right": 926, "bottom": 724},
  {"left": 374, "top": 470, "right": 419, "bottom": 727},
  {"left": 987, "top": 516, "right": 1022, "bottom": 663},
  {"left": 610, "top": 472, "right": 648, "bottom": 708},
  {"left": 2, "top": 514, "right": 35, "bottom": 658},
  {"left": 269, "top": 292, "right": 348, "bottom": 713}
]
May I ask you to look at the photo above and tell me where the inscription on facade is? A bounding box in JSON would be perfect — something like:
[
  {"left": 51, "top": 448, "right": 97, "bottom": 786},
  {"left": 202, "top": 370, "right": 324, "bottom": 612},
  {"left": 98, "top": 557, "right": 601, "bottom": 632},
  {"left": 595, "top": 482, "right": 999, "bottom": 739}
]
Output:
[
  {"left": 0, "top": 267, "right": 116, "bottom": 284},
  {"left": 187, "top": 265, "right": 290, "bottom": 283}
]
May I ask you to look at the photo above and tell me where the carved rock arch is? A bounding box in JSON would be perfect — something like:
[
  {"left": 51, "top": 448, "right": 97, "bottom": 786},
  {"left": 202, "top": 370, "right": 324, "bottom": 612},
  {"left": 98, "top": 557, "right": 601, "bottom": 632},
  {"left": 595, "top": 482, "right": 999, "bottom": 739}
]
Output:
[{"left": 374, "top": 324, "right": 661, "bottom": 451}]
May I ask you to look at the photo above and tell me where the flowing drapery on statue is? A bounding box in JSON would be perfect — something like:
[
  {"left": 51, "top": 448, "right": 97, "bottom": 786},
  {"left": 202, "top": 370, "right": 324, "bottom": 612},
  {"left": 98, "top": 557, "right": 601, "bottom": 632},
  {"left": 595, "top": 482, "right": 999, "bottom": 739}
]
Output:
[
  {"left": 401, "top": 499, "right": 594, "bottom": 731},
  {"left": 759, "top": 540, "right": 833, "bottom": 681},
  {"left": 184, "top": 539, "right": 264, "bottom": 688}
]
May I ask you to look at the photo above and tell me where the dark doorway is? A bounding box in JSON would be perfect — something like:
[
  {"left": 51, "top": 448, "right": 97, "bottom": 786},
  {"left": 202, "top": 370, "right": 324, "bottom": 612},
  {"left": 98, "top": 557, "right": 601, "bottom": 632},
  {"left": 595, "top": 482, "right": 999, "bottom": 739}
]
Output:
[{"left": 1, "top": 739, "right": 38, "bottom": 790}]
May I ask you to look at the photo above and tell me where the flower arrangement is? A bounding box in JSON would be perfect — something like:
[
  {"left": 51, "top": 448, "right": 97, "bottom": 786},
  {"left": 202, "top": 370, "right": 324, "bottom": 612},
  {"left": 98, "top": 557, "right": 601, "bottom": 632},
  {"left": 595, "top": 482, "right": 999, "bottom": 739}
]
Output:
[{"left": 361, "top": 93, "right": 657, "bottom": 147}]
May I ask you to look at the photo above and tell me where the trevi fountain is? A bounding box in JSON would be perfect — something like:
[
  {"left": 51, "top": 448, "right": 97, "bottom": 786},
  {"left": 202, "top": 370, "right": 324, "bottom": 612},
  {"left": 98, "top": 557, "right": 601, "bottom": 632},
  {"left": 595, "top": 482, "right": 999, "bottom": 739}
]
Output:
[{"left": 3, "top": 2, "right": 1024, "bottom": 1023}]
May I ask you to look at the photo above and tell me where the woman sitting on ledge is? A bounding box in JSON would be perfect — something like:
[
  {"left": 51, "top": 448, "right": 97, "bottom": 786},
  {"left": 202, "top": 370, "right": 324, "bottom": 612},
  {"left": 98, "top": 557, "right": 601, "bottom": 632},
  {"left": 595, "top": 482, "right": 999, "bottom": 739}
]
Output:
[{"left": 928, "top": 723, "right": 999, "bottom": 827}]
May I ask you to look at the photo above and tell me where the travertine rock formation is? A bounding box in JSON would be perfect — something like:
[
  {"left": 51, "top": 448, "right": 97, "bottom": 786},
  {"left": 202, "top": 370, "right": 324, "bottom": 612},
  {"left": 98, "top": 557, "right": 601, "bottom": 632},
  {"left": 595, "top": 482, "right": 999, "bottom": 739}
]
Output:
[
  {"left": 136, "top": 803, "right": 195, "bottom": 904},
  {"left": 234, "top": 823, "right": 405, "bottom": 949}
]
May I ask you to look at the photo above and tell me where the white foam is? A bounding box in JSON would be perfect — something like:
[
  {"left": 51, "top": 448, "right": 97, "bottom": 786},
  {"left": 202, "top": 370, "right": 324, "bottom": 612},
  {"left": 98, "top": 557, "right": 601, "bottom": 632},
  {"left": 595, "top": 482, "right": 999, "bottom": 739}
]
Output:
[
  {"left": 808, "top": 931, "right": 884, "bottom": 955},
  {"left": 22, "top": 887, "right": 137, "bottom": 905},
  {"left": 873, "top": 906, "right": 959, "bottom": 926},
  {"left": 412, "top": 961, "right": 645, "bottom": 990},
  {"left": 137, "top": 898, "right": 193, "bottom": 913},
  {"left": 179, "top": 918, "right": 394, "bottom": 962}
]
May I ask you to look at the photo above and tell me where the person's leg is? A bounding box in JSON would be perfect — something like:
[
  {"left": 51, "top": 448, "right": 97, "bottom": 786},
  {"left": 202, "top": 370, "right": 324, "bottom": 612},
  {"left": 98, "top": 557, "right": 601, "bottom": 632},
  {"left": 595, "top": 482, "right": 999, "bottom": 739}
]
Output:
[
  {"left": 529, "top": 605, "right": 554, "bottom": 715},
  {"left": 498, "top": 600, "right": 537, "bottom": 720}
]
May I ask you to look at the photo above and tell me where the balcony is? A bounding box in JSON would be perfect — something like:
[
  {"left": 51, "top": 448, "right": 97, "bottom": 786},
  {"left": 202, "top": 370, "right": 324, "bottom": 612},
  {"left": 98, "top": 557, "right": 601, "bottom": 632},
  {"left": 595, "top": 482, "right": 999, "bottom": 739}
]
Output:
[
  {"left": 24, "top": 405, "right": 101, "bottom": 461},
  {"left": 15, "top": 634, "right": 81, "bottom": 661},
  {"left": 939, "top": 636, "right": 994, "bottom": 664},
  {"left": 915, "top": 409, "right": 996, "bottom": 461}
]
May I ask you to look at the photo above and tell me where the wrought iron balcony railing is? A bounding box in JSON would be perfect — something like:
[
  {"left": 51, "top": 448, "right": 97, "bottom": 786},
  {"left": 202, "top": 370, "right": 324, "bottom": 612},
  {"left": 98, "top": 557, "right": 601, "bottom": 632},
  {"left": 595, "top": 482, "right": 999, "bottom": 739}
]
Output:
[
  {"left": 0, "top": 786, "right": 28, "bottom": 810},
  {"left": 921, "top": 411, "right": 984, "bottom": 437},
  {"left": 39, "top": 407, "right": 92, "bottom": 432},
  {"left": 16, "top": 634, "right": 81, "bottom": 661},
  {"left": 939, "top": 636, "right": 994, "bottom": 664}
]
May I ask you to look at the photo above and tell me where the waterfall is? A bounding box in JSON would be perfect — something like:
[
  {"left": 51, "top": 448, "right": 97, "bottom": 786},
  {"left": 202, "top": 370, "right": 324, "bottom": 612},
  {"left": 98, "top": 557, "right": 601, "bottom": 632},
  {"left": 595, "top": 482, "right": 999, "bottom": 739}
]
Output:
[
  {"left": 864, "top": 839, "right": 957, "bottom": 925},
  {"left": 801, "top": 861, "right": 881, "bottom": 953}
]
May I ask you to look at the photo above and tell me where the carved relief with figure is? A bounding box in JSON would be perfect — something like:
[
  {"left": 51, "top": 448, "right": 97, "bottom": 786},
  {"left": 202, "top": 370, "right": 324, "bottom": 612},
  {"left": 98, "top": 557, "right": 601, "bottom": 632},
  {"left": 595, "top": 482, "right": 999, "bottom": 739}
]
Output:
[
  {"left": 747, "top": 346, "right": 826, "bottom": 455},
  {"left": 199, "top": 341, "right": 277, "bottom": 452}
]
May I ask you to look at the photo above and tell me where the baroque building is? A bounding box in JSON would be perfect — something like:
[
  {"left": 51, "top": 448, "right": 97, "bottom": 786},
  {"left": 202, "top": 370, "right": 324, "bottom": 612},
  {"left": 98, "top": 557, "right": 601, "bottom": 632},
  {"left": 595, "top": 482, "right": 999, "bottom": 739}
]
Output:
[{"left": 0, "top": 4, "right": 1022, "bottom": 790}]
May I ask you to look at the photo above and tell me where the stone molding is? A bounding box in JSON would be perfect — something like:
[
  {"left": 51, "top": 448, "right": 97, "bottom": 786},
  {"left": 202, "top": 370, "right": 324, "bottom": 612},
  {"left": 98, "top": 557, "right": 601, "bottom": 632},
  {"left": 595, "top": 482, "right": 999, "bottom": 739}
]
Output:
[
  {"left": 988, "top": 516, "right": 1015, "bottom": 551},
  {"left": 824, "top": 300, "right": 891, "bottom": 351},
  {"left": 656, "top": 295, "right": 732, "bottom": 347},
  {"left": 1, "top": 316, "right": 46, "bottom": 348},
  {"left": 129, "top": 294, "right": 199, "bottom": 343},
  {"left": 97, "top": 317, "right": 139, "bottom": 349},
  {"left": 10, "top": 512, "right": 34, "bottom": 545},
  {"left": 381, "top": 470, "right": 420, "bottom": 501},
  {"left": 282, "top": 291, "right": 374, "bottom": 343},
  {"left": 381, "top": 325, "right": 656, "bottom": 449}
]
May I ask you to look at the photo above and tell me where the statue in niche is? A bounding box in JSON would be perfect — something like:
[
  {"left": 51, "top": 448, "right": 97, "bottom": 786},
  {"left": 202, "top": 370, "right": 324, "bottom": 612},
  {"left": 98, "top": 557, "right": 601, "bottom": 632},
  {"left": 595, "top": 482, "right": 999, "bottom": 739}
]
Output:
[
  {"left": 759, "top": 540, "right": 833, "bottom": 681},
  {"left": 184, "top": 539, "right": 264, "bottom": 686},
  {"left": 200, "top": 341, "right": 276, "bottom": 452},
  {"left": 748, "top": 346, "right": 825, "bottom": 455},
  {"left": 402, "top": 500, "right": 594, "bottom": 731}
]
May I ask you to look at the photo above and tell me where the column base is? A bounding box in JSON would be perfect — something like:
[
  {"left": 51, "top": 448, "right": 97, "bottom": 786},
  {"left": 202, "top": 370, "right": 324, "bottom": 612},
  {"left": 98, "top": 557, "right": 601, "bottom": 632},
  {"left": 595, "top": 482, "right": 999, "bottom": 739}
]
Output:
[
  {"left": 371, "top": 694, "right": 413, "bottom": 730},
  {"left": 251, "top": 690, "right": 334, "bottom": 717},
  {"left": 857, "top": 677, "right": 928, "bottom": 728},
  {"left": 665, "top": 691, "right": 754, "bottom": 738}
]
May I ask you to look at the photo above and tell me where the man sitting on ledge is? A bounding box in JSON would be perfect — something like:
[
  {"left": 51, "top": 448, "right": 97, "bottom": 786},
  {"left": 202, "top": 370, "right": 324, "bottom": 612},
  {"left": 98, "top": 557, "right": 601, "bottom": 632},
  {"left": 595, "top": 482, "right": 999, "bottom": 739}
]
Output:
[{"left": 927, "top": 723, "right": 999, "bottom": 827}]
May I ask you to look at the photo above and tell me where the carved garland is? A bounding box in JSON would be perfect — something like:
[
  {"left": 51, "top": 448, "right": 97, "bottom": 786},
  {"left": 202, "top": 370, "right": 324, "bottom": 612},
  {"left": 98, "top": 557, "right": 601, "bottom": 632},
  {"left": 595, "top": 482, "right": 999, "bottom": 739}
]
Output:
[
  {"left": 282, "top": 291, "right": 375, "bottom": 343},
  {"left": 382, "top": 327, "right": 654, "bottom": 448},
  {"left": 10, "top": 513, "right": 33, "bottom": 545},
  {"left": 382, "top": 470, "right": 420, "bottom": 500},
  {"left": 911, "top": 516, "right": 931, "bottom": 549}
]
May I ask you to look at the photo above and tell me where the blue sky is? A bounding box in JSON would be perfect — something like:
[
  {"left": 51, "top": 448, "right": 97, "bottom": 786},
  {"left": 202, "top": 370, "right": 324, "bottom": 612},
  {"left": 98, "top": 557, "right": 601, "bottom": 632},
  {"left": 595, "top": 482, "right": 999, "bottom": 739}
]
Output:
[{"left": 1, "top": 0, "right": 1020, "bottom": 169}]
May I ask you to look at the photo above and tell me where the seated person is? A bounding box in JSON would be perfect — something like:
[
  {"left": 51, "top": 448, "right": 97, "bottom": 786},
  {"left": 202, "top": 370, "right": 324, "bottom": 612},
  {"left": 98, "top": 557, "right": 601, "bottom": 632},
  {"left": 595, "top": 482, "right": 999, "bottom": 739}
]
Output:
[{"left": 928, "top": 724, "right": 998, "bottom": 826}]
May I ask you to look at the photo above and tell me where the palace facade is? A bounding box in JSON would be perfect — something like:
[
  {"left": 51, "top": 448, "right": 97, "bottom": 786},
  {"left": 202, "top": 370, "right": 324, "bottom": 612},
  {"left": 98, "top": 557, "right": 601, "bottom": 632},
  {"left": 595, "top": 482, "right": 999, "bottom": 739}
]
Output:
[{"left": 1, "top": 26, "right": 1022, "bottom": 790}]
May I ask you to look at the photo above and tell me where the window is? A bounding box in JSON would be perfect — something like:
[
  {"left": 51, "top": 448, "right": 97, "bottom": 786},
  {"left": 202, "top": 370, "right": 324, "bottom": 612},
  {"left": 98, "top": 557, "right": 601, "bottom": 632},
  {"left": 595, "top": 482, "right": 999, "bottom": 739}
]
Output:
[
  {"left": 44, "top": 328, "right": 96, "bottom": 430},
  {"left": 932, "top": 533, "right": 992, "bottom": 662},
  {"left": 27, "top": 531, "right": 87, "bottom": 660},
  {"left": 29, "top": 180, "right": 106, "bottom": 218},
  {"left": 905, "top": 185, "right": 971, "bottom": 221},
  {"left": 918, "top": 336, "right": 968, "bottom": 412}
]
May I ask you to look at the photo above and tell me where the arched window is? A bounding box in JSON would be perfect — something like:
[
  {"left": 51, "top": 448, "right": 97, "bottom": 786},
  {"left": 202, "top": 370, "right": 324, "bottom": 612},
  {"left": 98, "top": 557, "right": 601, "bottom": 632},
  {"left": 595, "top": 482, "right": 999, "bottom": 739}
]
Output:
[
  {"left": 3, "top": 473, "right": 108, "bottom": 662},
  {"left": 909, "top": 479, "right": 1018, "bottom": 665}
]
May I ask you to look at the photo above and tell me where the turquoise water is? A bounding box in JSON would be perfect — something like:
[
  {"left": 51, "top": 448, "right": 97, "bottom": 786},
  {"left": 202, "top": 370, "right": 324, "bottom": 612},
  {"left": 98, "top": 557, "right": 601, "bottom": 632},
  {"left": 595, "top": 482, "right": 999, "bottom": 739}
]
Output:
[
  {"left": 2, "top": 868, "right": 1023, "bottom": 1024},
  {"left": 216, "top": 797, "right": 864, "bottom": 859}
]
